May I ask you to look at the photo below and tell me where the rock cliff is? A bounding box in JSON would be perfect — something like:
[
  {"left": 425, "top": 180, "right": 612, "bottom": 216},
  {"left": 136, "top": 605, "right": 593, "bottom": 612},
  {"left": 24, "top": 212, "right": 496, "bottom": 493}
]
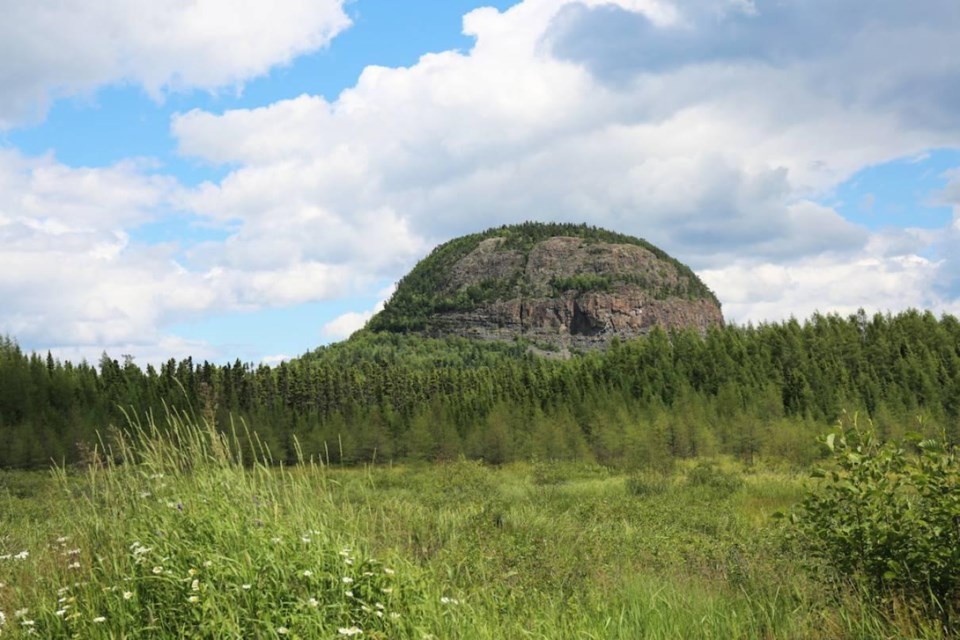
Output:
[{"left": 367, "top": 223, "right": 723, "bottom": 350}]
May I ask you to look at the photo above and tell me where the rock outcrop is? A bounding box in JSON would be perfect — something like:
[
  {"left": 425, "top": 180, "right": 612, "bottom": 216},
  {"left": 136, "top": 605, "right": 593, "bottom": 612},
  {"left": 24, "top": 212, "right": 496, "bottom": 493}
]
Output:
[{"left": 367, "top": 223, "right": 724, "bottom": 351}]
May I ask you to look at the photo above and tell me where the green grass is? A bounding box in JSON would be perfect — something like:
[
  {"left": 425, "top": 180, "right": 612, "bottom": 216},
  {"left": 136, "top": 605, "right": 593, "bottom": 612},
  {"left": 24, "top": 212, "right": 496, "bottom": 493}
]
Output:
[{"left": 0, "top": 413, "right": 946, "bottom": 638}]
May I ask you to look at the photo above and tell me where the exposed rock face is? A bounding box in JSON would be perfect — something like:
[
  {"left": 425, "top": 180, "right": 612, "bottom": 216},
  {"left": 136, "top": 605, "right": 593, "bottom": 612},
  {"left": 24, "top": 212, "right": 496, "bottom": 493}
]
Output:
[{"left": 394, "top": 232, "right": 724, "bottom": 351}]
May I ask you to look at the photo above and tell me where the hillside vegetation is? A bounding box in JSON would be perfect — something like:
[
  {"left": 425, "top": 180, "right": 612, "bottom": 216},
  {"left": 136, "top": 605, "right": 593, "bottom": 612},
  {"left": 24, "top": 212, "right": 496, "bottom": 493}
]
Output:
[{"left": 367, "top": 222, "right": 720, "bottom": 333}]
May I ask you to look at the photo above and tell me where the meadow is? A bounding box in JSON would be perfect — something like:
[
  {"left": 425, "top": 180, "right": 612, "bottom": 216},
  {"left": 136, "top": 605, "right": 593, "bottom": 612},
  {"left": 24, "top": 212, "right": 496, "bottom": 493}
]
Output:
[{"left": 0, "top": 413, "right": 949, "bottom": 638}]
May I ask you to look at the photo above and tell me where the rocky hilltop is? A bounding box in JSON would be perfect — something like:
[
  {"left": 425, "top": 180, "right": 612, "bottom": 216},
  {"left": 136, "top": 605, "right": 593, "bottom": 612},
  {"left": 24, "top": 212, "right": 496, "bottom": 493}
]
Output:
[{"left": 367, "top": 223, "right": 723, "bottom": 350}]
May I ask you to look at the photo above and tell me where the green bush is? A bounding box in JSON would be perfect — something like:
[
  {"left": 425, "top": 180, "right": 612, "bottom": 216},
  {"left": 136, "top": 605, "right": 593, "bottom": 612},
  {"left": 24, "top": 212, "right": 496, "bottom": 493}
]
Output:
[
  {"left": 787, "top": 415, "right": 960, "bottom": 631},
  {"left": 685, "top": 462, "right": 743, "bottom": 495}
]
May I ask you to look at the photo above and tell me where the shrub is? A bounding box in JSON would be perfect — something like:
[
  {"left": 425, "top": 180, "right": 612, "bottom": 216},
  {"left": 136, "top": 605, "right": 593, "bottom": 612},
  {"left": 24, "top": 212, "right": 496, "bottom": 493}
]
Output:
[
  {"left": 685, "top": 462, "right": 743, "bottom": 495},
  {"left": 787, "top": 415, "right": 960, "bottom": 632}
]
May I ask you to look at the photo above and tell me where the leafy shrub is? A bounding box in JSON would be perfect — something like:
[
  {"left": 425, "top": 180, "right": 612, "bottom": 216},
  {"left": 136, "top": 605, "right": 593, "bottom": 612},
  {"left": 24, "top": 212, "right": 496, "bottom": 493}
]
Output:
[
  {"left": 685, "top": 462, "right": 743, "bottom": 495},
  {"left": 787, "top": 416, "right": 960, "bottom": 631}
]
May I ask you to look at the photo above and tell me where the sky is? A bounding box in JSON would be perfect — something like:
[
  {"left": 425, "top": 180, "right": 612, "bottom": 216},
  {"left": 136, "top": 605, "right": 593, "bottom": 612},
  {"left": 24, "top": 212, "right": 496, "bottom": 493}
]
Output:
[{"left": 1, "top": 0, "right": 959, "bottom": 367}]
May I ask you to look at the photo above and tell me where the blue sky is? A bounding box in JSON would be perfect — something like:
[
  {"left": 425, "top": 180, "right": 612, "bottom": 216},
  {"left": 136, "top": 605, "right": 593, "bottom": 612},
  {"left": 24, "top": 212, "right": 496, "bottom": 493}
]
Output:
[{"left": 1, "top": 0, "right": 959, "bottom": 365}]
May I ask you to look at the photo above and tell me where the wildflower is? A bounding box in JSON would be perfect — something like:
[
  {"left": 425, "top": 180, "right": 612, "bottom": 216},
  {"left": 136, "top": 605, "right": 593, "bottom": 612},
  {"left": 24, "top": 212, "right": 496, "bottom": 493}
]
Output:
[
  {"left": 344, "top": 558, "right": 354, "bottom": 565},
  {"left": 56, "top": 536, "right": 69, "bottom": 544},
  {"left": 345, "top": 590, "right": 354, "bottom": 597},
  {"left": 375, "top": 610, "right": 383, "bottom": 618},
  {"left": 301, "top": 536, "right": 311, "bottom": 543},
  {"left": 308, "top": 597, "right": 319, "bottom": 608},
  {"left": 57, "top": 587, "right": 70, "bottom": 595},
  {"left": 338, "top": 627, "right": 363, "bottom": 636},
  {"left": 302, "top": 570, "right": 313, "bottom": 577},
  {"left": 271, "top": 537, "right": 282, "bottom": 544},
  {"left": 14, "top": 550, "right": 28, "bottom": 560},
  {"left": 139, "top": 491, "right": 151, "bottom": 499},
  {"left": 381, "top": 588, "right": 393, "bottom": 594},
  {"left": 341, "top": 576, "right": 354, "bottom": 584},
  {"left": 14, "top": 609, "right": 28, "bottom": 619},
  {"left": 389, "top": 612, "right": 401, "bottom": 621},
  {"left": 440, "top": 597, "right": 461, "bottom": 605},
  {"left": 152, "top": 566, "right": 163, "bottom": 574},
  {"left": 0, "top": 610, "right": 5, "bottom": 626},
  {"left": 56, "top": 609, "right": 67, "bottom": 617},
  {"left": 375, "top": 603, "right": 384, "bottom": 610},
  {"left": 68, "top": 562, "right": 80, "bottom": 569},
  {"left": 191, "top": 579, "right": 200, "bottom": 591},
  {"left": 277, "top": 627, "right": 289, "bottom": 635},
  {"left": 93, "top": 615, "right": 106, "bottom": 623},
  {"left": 383, "top": 568, "right": 395, "bottom": 575},
  {"left": 339, "top": 548, "right": 351, "bottom": 557},
  {"left": 188, "top": 595, "right": 199, "bottom": 603},
  {"left": 0, "top": 555, "right": 9, "bottom": 560},
  {"left": 20, "top": 619, "right": 35, "bottom": 627},
  {"left": 67, "top": 548, "right": 81, "bottom": 556},
  {"left": 203, "top": 560, "right": 212, "bottom": 568},
  {"left": 123, "top": 591, "right": 133, "bottom": 600},
  {"left": 242, "top": 584, "right": 252, "bottom": 590}
]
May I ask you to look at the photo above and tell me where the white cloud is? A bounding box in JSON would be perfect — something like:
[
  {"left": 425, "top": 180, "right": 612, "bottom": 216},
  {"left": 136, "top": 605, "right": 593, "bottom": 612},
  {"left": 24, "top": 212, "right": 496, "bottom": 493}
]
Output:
[
  {"left": 0, "top": 0, "right": 350, "bottom": 128},
  {"left": 6, "top": 0, "right": 960, "bottom": 363},
  {"left": 321, "top": 285, "right": 394, "bottom": 341}
]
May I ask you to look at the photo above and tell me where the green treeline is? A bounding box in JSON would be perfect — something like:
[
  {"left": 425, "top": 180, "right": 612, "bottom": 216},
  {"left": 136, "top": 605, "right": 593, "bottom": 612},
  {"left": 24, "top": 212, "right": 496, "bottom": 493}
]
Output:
[{"left": 1, "top": 309, "right": 959, "bottom": 470}]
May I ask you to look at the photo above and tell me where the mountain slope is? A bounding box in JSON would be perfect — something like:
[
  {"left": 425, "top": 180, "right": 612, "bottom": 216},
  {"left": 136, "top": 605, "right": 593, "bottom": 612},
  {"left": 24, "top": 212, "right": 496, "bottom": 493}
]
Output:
[{"left": 367, "top": 222, "right": 723, "bottom": 350}]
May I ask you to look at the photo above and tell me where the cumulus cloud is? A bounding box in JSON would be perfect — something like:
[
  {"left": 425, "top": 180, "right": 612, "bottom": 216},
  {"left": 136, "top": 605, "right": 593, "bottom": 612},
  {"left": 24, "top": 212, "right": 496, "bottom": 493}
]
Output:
[
  {"left": 321, "top": 285, "right": 395, "bottom": 341},
  {"left": 0, "top": 0, "right": 350, "bottom": 127},
  {"left": 5, "top": 0, "right": 960, "bottom": 362},
  {"left": 0, "top": 149, "right": 374, "bottom": 360}
]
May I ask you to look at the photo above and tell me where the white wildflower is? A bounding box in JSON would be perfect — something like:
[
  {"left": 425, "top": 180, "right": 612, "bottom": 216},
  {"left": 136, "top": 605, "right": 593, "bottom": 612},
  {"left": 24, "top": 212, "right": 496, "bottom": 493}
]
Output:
[
  {"left": 188, "top": 595, "right": 199, "bottom": 603},
  {"left": 14, "top": 550, "right": 28, "bottom": 560},
  {"left": 242, "top": 584, "right": 252, "bottom": 590},
  {"left": 14, "top": 609, "right": 28, "bottom": 619},
  {"left": 382, "top": 587, "right": 393, "bottom": 594},
  {"left": 338, "top": 627, "right": 363, "bottom": 636},
  {"left": 302, "top": 570, "right": 313, "bottom": 577},
  {"left": 0, "top": 610, "right": 5, "bottom": 626},
  {"left": 308, "top": 597, "right": 319, "bottom": 608},
  {"left": 123, "top": 591, "right": 133, "bottom": 600},
  {"left": 203, "top": 560, "right": 212, "bottom": 568},
  {"left": 55, "top": 609, "right": 67, "bottom": 617},
  {"left": 191, "top": 579, "right": 200, "bottom": 591},
  {"left": 93, "top": 616, "right": 106, "bottom": 623},
  {"left": 345, "top": 590, "right": 354, "bottom": 597},
  {"left": 152, "top": 566, "right": 163, "bottom": 574},
  {"left": 389, "top": 612, "right": 401, "bottom": 620},
  {"left": 341, "top": 576, "right": 354, "bottom": 584},
  {"left": 383, "top": 567, "right": 395, "bottom": 575},
  {"left": 277, "top": 627, "right": 289, "bottom": 635},
  {"left": 67, "top": 549, "right": 81, "bottom": 556},
  {"left": 301, "top": 536, "right": 311, "bottom": 543},
  {"left": 56, "top": 536, "right": 69, "bottom": 544}
]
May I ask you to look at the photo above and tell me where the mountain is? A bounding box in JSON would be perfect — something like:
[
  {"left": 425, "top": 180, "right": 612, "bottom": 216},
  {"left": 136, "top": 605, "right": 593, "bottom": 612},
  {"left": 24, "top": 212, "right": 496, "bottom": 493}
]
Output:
[{"left": 366, "top": 222, "right": 723, "bottom": 350}]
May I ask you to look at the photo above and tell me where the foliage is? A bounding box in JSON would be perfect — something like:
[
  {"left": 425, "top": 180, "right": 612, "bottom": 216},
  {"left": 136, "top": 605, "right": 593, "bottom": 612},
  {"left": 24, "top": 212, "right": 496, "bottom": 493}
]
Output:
[
  {"left": 686, "top": 461, "right": 744, "bottom": 495},
  {"left": 549, "top": 273, "right": 613, "bottom": 294},
  {"left": 1, "top": 308, "right": 960, "bottom": 470},
  {"left": 788, "top": 414, "right": 960, "bottom": 631},
  {"left": 5, "top": 415, "right": 926, "bottom": 639}
]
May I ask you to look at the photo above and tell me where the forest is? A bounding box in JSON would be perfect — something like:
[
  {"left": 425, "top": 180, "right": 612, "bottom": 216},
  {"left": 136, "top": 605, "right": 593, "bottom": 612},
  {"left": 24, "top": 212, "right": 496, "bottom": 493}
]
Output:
[{"left": 1, "top": 308, "right": 958, "bottom": 470}]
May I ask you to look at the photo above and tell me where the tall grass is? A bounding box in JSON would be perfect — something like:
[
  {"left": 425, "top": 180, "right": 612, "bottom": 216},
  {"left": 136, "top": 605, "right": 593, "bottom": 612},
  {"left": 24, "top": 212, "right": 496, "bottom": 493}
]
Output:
[{"left": 0, "top": 411, "right": 950, "bottom": 638}]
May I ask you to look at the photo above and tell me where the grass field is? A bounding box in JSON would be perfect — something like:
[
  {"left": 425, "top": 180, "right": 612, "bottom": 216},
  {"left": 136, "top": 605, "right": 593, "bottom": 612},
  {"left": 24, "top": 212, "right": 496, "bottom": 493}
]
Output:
[{"left": 0, "top": 414, "right": 945, "bottom": 638}]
